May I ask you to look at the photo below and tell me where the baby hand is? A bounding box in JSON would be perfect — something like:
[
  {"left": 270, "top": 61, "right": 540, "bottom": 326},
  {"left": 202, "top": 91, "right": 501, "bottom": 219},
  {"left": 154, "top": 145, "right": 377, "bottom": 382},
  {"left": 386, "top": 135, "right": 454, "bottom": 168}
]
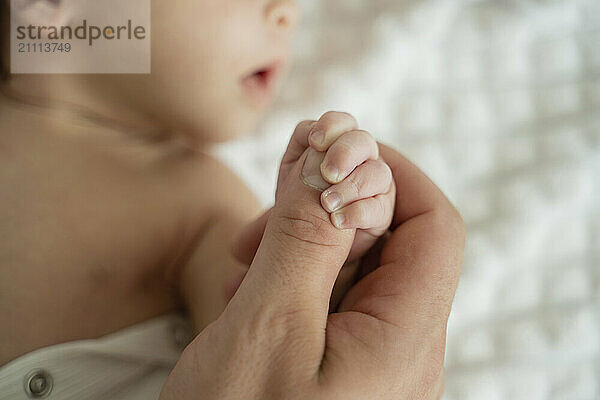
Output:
[
  {"left": 232, "top": 112, "right": 396, "bottom": 310},
  {"left": 230, "top": 112, "right": 396, "bottom": 306},
  {"left": 282, "top": 111, "right": 396, "bottom": 262}
]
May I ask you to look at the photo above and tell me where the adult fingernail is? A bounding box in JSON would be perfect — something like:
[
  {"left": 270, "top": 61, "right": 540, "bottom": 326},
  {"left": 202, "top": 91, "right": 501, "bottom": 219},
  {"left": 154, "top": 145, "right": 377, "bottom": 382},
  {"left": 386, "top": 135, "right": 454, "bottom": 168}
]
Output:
[
  {"left": 322, "top": 190, "right": 342, "bottom": 211},
  {"left": 322, "top": 164, "right": 340, "bottom": 183},
  {"left": 331, "top": 212, "right": 345, "bottom": 229},
  {"left": 301, "top": 148, "right": 330, "bottom": 191}
]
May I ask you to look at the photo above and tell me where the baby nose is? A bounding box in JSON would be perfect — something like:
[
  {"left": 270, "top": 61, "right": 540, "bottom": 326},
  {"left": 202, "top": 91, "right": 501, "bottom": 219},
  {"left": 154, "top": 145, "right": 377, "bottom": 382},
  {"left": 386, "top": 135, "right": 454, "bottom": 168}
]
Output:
[{"left": 265, "top": 0, "right": 300, "bottom": 33}]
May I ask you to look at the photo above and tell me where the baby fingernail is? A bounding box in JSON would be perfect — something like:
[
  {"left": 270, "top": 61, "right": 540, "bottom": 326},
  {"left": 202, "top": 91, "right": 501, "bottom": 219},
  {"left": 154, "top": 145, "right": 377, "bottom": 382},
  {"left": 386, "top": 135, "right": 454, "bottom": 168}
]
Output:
[
  {"left": 322, "top": 190, "right": 342, "bottom": 211},
  {"left": 331, "top": 212, "right": 345, "bottom": 229},
  {"left": 310, "top": 130, "right": 324, "bottom": 146},
  {"left": 322, "top": 164, "right": 340, "bottom": 183},
  {"left": 301, "top": 148, "right": 330, "bottom": 191}
]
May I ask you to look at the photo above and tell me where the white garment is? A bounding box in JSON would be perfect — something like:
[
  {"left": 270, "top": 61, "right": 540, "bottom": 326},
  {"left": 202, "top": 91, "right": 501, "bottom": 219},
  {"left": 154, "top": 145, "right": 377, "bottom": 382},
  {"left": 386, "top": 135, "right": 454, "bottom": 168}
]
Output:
[{"left": 0, "top": 313, "right": 192, "bottom": 400}]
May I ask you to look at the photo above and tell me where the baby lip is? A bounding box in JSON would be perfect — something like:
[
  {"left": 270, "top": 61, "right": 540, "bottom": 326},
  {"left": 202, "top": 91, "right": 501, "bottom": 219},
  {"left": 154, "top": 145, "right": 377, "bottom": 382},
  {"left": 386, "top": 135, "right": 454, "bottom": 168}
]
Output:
[
  {"left": 242, "top": 59, "right": 283, "bottom": 81},
  {"left": 301, "top": 148, "right": 330, "bottom": 191},
  {"left": 239, "top": 59, "right": 284, "bottom": 104}
]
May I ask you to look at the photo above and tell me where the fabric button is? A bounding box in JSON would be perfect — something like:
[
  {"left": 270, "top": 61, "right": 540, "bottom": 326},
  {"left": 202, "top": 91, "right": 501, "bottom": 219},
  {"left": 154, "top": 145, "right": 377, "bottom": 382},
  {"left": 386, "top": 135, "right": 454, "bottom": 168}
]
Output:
[{"left": 24, "top": 369, "right": 53, "bottom": 398}]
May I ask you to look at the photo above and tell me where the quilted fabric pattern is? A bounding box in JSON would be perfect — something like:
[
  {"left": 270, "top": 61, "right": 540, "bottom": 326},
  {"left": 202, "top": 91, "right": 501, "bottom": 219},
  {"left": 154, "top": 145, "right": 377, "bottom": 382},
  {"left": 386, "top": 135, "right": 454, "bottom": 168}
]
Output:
[{"left": 210, "top": 1, "right": 600, "bottom": 398}]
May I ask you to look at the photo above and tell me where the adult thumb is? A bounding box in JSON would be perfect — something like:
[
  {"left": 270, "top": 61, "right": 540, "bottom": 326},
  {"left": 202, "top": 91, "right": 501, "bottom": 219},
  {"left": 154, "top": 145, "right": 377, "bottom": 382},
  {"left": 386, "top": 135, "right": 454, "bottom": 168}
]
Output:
[{"left": 226, "top": 147, "right": 356, "bottom": 336}]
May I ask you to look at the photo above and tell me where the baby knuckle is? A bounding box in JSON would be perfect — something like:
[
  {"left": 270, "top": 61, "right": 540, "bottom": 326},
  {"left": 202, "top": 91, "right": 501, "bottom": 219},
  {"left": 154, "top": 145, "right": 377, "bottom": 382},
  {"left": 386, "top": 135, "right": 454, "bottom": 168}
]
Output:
[
  {"left": 355, "top": 129, "right": 376, "bottom": 143},
  {"left": 353, "top": 130, "right": 379, "bottom": 156},
  {"left": 353, "top": 128, "right": 371, "bottom": 138},
  {"left": 332, "top": 140, "right": 354, "bottom": 160},
  {"left": 376, "top": 160, "right": 393, "bottom": 183},
  {"left": 319, "top": 111, "right": 358, "bottom": 131},
  {"left": 346, "top": 173, "right": 364, "bottom": 196},
  {"left": 296, "top": 119, "right": 315, "bottom": 129},
  {"left": 294, "top": 119, "right": 315, "bottom": 131},
  {"left": 321, "top": 110, "right": 355, "bottom": 123}
]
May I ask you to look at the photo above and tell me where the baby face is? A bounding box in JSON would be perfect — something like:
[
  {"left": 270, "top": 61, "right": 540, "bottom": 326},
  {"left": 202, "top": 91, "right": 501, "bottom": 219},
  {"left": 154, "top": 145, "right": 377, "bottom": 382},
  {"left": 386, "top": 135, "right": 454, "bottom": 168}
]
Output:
[
  {"left": 5, "top": 0, "right": 299, "bottom": 143},
  {"left": 145, "top": 0, "right": 300, "bottom": 143}
]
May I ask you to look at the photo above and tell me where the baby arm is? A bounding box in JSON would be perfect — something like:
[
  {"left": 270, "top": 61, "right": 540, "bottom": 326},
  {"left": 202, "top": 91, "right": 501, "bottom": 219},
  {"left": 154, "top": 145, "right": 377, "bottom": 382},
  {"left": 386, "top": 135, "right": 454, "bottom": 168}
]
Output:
[{"left": 173, "top": 155, "right": 263, "bottom": 333}]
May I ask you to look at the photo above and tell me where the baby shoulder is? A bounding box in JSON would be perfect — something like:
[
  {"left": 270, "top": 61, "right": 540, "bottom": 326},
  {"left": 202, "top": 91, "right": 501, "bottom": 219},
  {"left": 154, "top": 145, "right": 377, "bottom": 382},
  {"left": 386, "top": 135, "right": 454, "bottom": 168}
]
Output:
[{"left": 176, "top": 150, "right": 263, "bottom": 225}]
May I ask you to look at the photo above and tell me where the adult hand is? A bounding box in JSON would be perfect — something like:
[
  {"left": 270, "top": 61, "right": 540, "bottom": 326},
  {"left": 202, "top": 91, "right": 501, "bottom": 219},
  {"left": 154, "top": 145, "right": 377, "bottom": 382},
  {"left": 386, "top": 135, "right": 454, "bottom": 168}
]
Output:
[{"left": 160, "top": 124, "right": 465, "bottom": 399}]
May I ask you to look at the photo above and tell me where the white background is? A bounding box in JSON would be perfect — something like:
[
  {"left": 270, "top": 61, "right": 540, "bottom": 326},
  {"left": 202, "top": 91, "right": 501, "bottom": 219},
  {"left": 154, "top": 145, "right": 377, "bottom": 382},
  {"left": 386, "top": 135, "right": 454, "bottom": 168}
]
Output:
[{"left": 211, "top": 0, "right": 600, "bottom": 399}]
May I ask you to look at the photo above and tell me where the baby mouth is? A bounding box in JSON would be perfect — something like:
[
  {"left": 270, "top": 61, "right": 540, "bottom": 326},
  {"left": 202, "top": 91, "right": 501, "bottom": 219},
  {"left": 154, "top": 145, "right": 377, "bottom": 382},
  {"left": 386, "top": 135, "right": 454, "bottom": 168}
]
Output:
[{"left": 240, "top": 60, "right": 282, "bottom": 104}]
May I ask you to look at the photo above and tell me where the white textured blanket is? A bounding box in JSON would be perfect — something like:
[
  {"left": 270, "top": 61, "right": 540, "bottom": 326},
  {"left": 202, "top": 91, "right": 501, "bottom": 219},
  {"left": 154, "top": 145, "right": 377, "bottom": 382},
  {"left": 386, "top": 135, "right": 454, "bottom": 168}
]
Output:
[{"left": 210, "top": 1, "right": 600, "bottom": 399}]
